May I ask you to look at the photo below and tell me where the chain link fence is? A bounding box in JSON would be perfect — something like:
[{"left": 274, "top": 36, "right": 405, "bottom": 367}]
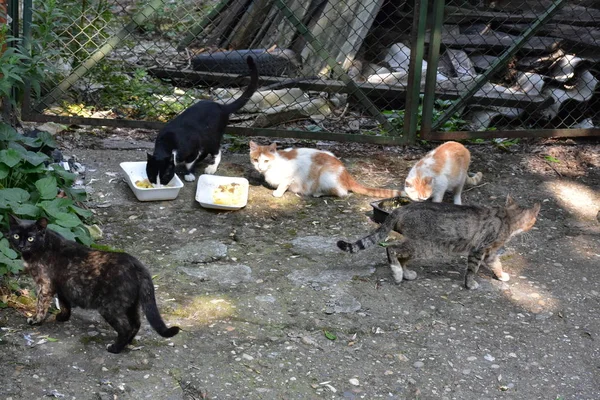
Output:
[{"left": 15, "top": 0, "right": 600, "bottom": 143}]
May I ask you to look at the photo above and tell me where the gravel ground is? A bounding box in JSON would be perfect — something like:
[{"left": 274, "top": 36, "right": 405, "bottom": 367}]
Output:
[{"left": 1, "top": 132, "right": 599, "bottom": 400}]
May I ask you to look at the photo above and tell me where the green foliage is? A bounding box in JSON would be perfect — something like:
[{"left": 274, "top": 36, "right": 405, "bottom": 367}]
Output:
[
  {"left": 544, "top": 155, "right": 560, "bottom": 163},
  {"left": 32, "top": 0, "right": 113, "bottom": 68},
  {"left": 384, "top": 99, "right": 468, "bottom": 134},
  {"left": 0, "top": 26, "right": 47, "bottom": 106},
  {"left": 134, "top": 1, "right": 199, "bottom": 39},
  {"left": 68, "top": 62, "right": 201, "bottom": 121},
  {"left": 0, "top": 123, "right": 94, "bottom": 278},
  {"left": 323, "top": 330, "right": 337, "bottom": 341}
]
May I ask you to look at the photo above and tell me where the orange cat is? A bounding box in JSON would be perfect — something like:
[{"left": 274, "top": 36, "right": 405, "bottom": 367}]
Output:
[
  {"left": 404, "top": 141, "right": 482, "bottom": 205},
  {"left": 249, "top": 141, "right": 400, "bottom": 198}
]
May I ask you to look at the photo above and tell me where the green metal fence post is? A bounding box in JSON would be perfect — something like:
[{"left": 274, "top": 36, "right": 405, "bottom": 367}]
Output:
[
  {"left": 430, "top": 0, "right": 565, "bottom": 132},
  {"left": 420, "top": 0, "right": 445, "bottom": 140},
  {"left": 403, "top": 0, "right": 429, "bottom": 143}
]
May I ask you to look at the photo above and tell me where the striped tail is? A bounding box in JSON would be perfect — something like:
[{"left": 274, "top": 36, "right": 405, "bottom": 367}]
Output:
[
  {"left": 465, "top": 171, "right": 483, "bottom": 186},
  {"left": 343, "top": 171, "right": 401, "bottom": 198},
  {"left": 337, "top": 207, "right": 404, "bottom": 253}
]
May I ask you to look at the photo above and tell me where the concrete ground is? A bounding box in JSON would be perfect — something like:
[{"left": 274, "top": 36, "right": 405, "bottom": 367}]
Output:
[{"left": 1, "top": 133, "right": 599, "bottom": 400}]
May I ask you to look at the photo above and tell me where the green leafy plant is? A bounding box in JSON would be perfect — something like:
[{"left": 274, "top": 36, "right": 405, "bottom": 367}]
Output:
[
  {"left": 323, "top": 330, "right": 337, "bottom": 340},
  {"left": 383, "top": 98, "right": 468, "bottom": 135},
  {"left": 544, "top": 155, "right": 560, "bottom": 163},
  {"left": 0, "top": 122, "right": 94, "bottom": 278}
]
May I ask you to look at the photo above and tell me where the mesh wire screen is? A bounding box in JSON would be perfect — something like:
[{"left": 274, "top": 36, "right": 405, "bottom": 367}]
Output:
[
  {"left": 431, "top": 0, "right": 600, "bottom": 132},
  {"left": 24, "top": 0, "right": 600, "bottom": 137}
]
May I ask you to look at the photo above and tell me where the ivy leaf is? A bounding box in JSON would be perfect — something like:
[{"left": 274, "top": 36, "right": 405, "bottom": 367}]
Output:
[
  {"left": 0, "top": 148, "right": 23, "bottom": 168},
  {"left": 0, "top": 253, "right": 23, "bottom": 273},
  {"left": 35, "top": 176, "right": 58, "bottom": 200},
  {"left": 0, "top": 238, "right": 18, "bottom": 259},
  {"left": 39, "top": 198, "right": 73, "bottom": 218},
  {"left": 34, "top": 131, "right": 57, "bottom": 149},
  {"left": 47, "top": 223, "right": 76, "bottom": 241},
  {"left": 0, "top": 188, "right": 30, "bottom": 208},
  {"left": 54, "top": 212, "right": 82, "bottom": 228},
  {"left": 0, "top": 163, "right": 9, "bottom": 179},
  {"left": 11, "top": 203, "right": 41, "bottom": 218},
  {"left": 0, "top": 123, "right": 19, "bottom": 141},
  {"left": 69, "top": 205, "right": 93, "bottom": 219},
  {"left": 323, "top": 330, "right": 337, "bottom": 341},
  {"left": 22, "top": 151, "right": 49, "bottom": 167}
]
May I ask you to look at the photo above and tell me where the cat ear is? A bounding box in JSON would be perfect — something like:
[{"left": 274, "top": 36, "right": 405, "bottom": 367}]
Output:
[
  {"left": 423, "top": 176, "right": 433, "bottom": 185},
  {"left": 505, "top": 194, "right": 516, "bottom": 207},
  {"left": 268, "top": 143, "right": 277, "bottom": 153},
  {"left": 8, "top": 214, "right": 20, "bottom": 227},
  {"left": 249, "top": 140, "right": 257, "bottom": 150},
  {"left": 36, "top": 217, "right": 48, "bottom": 230}
]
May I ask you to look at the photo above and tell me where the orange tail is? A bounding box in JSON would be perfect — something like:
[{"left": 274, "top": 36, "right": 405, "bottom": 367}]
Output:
[{"left": 342, "top": 170, "right": 400, "bottom": 198}]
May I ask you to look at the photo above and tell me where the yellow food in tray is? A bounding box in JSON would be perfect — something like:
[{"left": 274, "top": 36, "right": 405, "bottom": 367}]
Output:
[
  {"left": 135, "top": 178, "right": 153, "bottom": 188},
  {"left": 212, "top": 183, "right": 244, "bottom": 205}
]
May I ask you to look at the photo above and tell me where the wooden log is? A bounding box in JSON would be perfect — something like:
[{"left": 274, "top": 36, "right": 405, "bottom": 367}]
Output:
[
  {"left": 256, "top": 0, "right": 314, "bottom": 49},
  {"left": 500, "top": 24, "right": 600, "bottom": 52},
  {"left": 397, "top": 5, "right": 600, "bottom": 27},
  {"left": 226, "top": 0, "right": 276, "bottom": 49},
  {"left": 301, "top": 0, "right": 385, "bottom": 75},
  {"left": 426, "top": 31, "right": 562, "bottom": 55},
  {"left": 148, "top": 67, "right": 554, "bottom": 111},
  {"left": 204, "top": 0, "right": 252, "bottom": 47}
]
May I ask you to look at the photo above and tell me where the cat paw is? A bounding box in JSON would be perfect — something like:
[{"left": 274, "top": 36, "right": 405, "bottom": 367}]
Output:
[
  {"left": 204, "top": 165, "right": 218, "bottom": 175},
  {"left": 465, "top": 280, "right": 479, "bottom": 290},
  {"left": 403, "top": 269, "right": 417, "bottom": 281},
  {"left": 497, "top": 272, "right": 510, "bottom": 282},
  {"left": 184, "top": 173, "right": 196, "bottom": 182},
  {"left": 272, "top": 190, "right": 284, "bottom": 198},
  {"left": 106, "top": 343, "right": 124, "bottom": 354},
  {"left": 27, "top": 316, "right": 42, "bottom": 325}
]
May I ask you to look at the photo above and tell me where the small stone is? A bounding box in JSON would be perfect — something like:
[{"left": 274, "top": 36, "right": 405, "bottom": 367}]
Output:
[
  {"left": 462, "top": 369, "right": 471, "bottom": 375},
  {"left": 349, "top": 378, "right": 360, "bottom": 386},
  {"left": 467, "top": 356, "right": 477, "bottom": 361},
  {"left": 242, "top": 354, "right": 254, "bottom": 361},
  {"left": 397, "top": 354, "right": 409, "bottom": 362},
  {"left": 484, "top": 354, "right": 495, "bottom": 362},
  {"left": 413, "top": 361, "right": 424, "bottom": 368}
]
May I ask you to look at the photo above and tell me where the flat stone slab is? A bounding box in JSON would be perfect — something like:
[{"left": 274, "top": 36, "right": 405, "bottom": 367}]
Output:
[
  {"left": 172, "top": 240, "right": 228, "bottom": 264},
  {"left": 181, "top": 263, "right": 252, "bottom": 285}
]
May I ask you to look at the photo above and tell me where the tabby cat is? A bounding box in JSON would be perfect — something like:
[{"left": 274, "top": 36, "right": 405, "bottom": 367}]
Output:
[
  {"left": 404, "top": 141, "right": 482, "bottom": 205},
  {"left": 8, "top": 216, "right": 180, "bottom": 353},
  {"left": 146, "top": 56, "right": 258, "bottom": 185},
  {"left": 337, "top": 196, "right": 540, "bottom": 289},
  {"left": 249, "top": 141, "right": 400, "bottom": 198}
]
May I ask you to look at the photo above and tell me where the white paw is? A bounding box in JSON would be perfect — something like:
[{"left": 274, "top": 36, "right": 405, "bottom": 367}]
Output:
[
  {"left": 204, "top": 165, "right": 217, "bottom": 175},
  {"left": 273, "top": 190, "right": 284, "bottom": 198},
  {"left": 498, "top": 272, "right": 510, "bottom": 282},
  {"left": 466, "top": 280, "right": 480, "bottom": 290},
  {"left": 184, "top": 174, "right": 196, "bottom": 182},
  {"left": 403, "top": 269, "right": 417, "bottom": 281}
]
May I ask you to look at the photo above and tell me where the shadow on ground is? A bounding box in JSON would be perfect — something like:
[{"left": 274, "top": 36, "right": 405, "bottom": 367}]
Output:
[{"left": 1, "top": 134, "right": 599, "bottom": 400}]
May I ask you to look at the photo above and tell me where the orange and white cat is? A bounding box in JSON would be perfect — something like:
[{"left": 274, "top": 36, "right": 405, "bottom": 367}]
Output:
[
  {"left": 249, "top": 141, "right": 400, "bottom": 198},
  {"left": 404, "top": 141, "right": 482, "bottom": 205}
]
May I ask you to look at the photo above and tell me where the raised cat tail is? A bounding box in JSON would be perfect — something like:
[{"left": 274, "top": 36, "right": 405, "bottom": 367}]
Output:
[
  {"left": 337, "top": 207, "right": 403, "bottom": 253},
  {"left": 342, "top": 170, "right": 401, "bottom": 198},
  {"left": 222, "top": 56, "right": 259, "bottom": 114},
  {"left": 465, "top": 171, "right": 483, "bottom": 186},
  {"left": 138, "top": 264, "right": 180, "bottom": 338}
]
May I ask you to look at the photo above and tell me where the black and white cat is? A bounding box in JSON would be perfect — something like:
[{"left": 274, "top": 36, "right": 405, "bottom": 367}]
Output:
[{"left": 146, "top": 56, "right": 259, "bottom": 184}]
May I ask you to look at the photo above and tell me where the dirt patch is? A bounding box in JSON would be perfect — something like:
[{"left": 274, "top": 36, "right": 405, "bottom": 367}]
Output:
[{"left": 1, "top": 133, "right": 599, "bottom": 399}]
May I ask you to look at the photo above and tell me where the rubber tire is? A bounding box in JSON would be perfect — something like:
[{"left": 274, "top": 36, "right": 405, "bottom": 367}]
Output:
[{"left": 192, "top": 49, "right": 298, "bottom": 76}]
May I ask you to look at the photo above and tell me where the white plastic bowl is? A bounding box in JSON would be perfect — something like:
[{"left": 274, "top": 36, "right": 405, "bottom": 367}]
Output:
[
  {"left": 195, "top": 174, "right": 249, "bottom": 210},
  {"left": 120, "top": 161, "right": 184, "bottom": 202}
]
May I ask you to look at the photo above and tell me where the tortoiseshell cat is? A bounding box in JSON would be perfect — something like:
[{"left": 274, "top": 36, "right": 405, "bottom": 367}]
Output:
[
  {"left": 8, "top": 216, "right": 179, "bottom": 353},
  {"left": 337, "top": 196, "right": 540, "bottom": 289}
]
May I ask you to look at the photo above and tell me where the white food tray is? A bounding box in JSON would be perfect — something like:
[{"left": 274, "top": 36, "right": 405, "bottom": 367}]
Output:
[
  {"left": 120, "top": 161, "right": 184, "bottom": 202},
  {"left": 195, "top": 174, "right": 249, "bottom": 210}
]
